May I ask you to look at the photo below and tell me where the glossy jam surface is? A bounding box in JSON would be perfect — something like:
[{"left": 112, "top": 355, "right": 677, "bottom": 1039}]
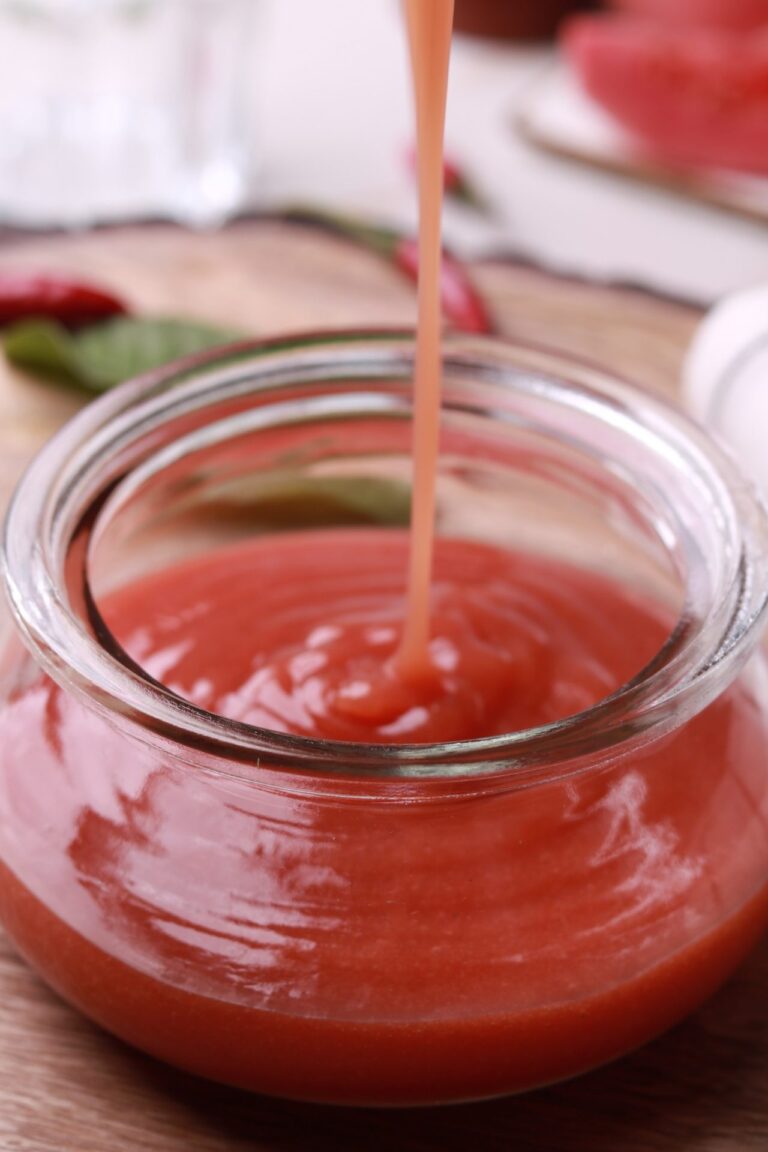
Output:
[
  {"left": 1, "top": 532, "right": 767, "bottom": 1104},
  {"left": 106, "top": 531, "right": 669, "bottom": 744}
]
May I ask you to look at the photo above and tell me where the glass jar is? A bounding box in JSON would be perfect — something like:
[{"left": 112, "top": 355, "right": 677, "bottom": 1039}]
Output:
[
  {"left": 1, "top": 332, "right": 768, "bottom": 1107},
  {"left": 0, "top": 0, "right": 258, "bottom": 228}
]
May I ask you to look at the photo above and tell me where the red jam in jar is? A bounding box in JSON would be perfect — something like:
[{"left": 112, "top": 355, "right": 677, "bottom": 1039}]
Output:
[{"left": 1, "top": 335, "right": 767, "bottom": 1105}]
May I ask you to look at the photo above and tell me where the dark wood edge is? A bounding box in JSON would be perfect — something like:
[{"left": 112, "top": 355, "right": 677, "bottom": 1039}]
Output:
[{"left": 0, "top": 210, "right": 705, "bottom": 318}]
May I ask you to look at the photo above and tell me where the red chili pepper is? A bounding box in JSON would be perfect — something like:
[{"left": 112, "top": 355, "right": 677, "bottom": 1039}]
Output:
[
  {"left": 405, "top": 144, "right": 465, "bottom": 196},
  {"left": 0, "top": 273, "right": 128, "bottom": 328},
  {"left": 285, "top": 208, "right": 495, "bottom": 336},
  {"left": 404, "top": 145, "right": 488, "bottom": 213},
  {"left": 395, "top": 236, "right": 494, "bottom": 335}
]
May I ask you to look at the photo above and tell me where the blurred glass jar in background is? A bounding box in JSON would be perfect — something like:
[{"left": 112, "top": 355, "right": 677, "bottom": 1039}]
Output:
[{"left": 0, "top": 0, "right": 258, "bottom": 228}]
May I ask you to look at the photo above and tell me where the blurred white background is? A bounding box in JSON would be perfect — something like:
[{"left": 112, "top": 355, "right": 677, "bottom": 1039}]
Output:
[
  {"left": 0, "top": 0, "right": 765, "bottom": 302},
  {"left": 256, "top": 0, "right": 768, "bottom": 302}
]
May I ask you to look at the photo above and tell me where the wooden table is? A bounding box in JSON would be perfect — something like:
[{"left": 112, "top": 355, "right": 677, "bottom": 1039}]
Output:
[{"left": 1, "top": 221, "right": 764, "bottom": 1152}]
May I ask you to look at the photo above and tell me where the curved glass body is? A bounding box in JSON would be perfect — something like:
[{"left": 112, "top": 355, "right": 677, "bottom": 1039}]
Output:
[{"left": 1, "top": 333, "right": 768, "bottom": 1106}]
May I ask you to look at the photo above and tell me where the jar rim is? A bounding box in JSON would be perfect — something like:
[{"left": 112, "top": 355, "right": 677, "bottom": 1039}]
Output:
[{"left": 4, "top": 329, "right": 768, "bottom": 787}]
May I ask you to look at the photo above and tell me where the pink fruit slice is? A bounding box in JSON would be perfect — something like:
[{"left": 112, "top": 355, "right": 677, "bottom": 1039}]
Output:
[
  {"left": 563, "top": 16, "right": 768, "bottom": 176},
  {"left": 608, "top": 0, "right": 768, "bottom": 32}
]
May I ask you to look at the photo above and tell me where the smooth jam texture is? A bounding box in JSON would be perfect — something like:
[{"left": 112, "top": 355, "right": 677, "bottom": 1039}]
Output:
[
  {"left": 1, "top": 531, "right": 768, "bottom": 1104},
  {"left": 111, "top": 532, "right": 669, "bottom": 744}
]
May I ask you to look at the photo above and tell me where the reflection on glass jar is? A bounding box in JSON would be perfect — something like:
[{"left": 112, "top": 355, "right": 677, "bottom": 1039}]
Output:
[{"left": 1, "top": 333, "right": 768, "bottom": 1106}]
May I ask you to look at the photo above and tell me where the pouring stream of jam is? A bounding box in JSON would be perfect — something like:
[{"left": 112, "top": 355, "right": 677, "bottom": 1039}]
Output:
[{"left": 397, "top": 0, "right": 454, "bottom": 679}]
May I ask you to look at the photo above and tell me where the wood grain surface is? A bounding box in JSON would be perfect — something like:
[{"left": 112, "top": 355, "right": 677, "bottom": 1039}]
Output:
[{"left": 3, "top": 220, "right": 763, "bottom": 1152}]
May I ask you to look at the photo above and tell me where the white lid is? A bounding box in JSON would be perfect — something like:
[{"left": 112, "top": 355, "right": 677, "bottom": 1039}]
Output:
[{"left": 684, "top": 285, "right": 768, "bottom": 496}]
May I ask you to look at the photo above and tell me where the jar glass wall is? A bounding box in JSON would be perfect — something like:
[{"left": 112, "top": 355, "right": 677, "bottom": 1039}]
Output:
[{"left": 1, "top": 332, "right": 768, "bottom": 1106}]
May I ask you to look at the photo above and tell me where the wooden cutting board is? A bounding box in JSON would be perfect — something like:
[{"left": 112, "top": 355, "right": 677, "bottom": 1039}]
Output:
[{"left": 3, "top": 220, "right": 763, "bottom": 1152}]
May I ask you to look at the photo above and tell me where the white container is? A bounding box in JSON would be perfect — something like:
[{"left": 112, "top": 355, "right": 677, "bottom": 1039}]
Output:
[
  {"left": 0, "top": 0, "right": 258, "bottom": 228},
  {"left": 684, "top": 285, "right": 768, "bottom": 499}
]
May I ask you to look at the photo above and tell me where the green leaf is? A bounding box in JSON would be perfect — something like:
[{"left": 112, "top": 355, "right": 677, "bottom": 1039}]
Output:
[
  {"left": 4, "top": 316, "right": 243, "bottom": 393},
  {"left": 2, "top": 320, "right": 84, "bottom": 386},
  {"left": 282, "top": 206, "right": 399, "bottom": 258},
  {"left": 194, "top": 472, "right": 412, "bottom": 529}
]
